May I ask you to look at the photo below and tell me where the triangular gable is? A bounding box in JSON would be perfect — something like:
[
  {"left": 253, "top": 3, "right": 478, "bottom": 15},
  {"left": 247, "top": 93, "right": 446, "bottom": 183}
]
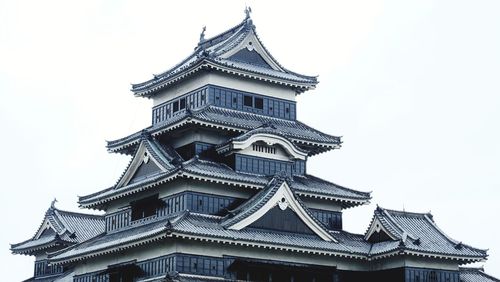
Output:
[
  {"left": 223, "top": 176, "right": 335, "bottom": 242},
  {"left": 33, "top": 209, "right": 66, "bottom": 240},
  {"left": 33, "top": 219, "right": 59, "bottom": 240},
  {"left": 364, "top": 216, "right": 399, "bottom": 243},
  {"left": 249, "top": 206, "right": 316, "bottom": 235},
  {"left": 364, "top": 207, "right": 417, "bottom": 243},
  {"left": 228, "top": 48, "right": 273, "bottom": 69},
  {"left": 115, "top": 138, "right": 173, "bottom": 188},
  {"left": 219, "top": 23, "right": 286, "bottom": 73}
]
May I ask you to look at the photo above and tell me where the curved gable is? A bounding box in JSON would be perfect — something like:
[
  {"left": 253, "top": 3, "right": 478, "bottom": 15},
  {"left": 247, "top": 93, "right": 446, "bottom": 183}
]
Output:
[{"left": 218, "top": 131, "right": 308, "bottom": 161}]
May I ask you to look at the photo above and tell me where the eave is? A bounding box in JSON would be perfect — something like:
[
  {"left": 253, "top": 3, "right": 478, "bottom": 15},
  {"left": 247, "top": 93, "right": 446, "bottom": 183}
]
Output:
[
  {"left": 107, "top": 116, "right": 341, "bottom": 157},
  {"left": 367, "top": 248, "right": 487, "bottom": 264},
  {"left": 132, "top": 58, "right": 317, "bottom": 98},
  {"left": 79, "top": 168, "right": 370, "bottom": 210}
]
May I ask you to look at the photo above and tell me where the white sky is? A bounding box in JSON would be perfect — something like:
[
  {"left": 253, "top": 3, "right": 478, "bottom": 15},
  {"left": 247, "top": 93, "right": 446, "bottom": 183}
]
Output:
[{"left": 1, "top": 0, "right": 499, "bottom": 280}]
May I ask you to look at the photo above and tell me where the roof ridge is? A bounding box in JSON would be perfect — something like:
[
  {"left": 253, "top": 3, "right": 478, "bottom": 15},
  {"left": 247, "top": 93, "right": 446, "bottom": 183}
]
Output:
[
  {"left": 54, "top": 208, "right": 104, "bottom": 219},
  {"left": 382, "top": 207, "right": 432, "bottom": 217},
  {"left": 52, "top": 210, "right": 71, "bottom": 234},
  {"left": 196, "top": 17, "right": 248, "bottom": 50}
]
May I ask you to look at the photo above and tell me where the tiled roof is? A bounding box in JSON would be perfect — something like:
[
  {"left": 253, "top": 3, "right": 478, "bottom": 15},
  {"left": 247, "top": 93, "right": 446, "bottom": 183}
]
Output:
[
  {"left": 173, "top": 213, "right": 363, "bottom": 255},
  {"left": 107, "top": 105, "right": 341, "bottom": 155},
  {"left": 79, "top": 157, "right": 370, "bottom": 209},
  {"left": 47, "top": 205, "right": 487, "bottom": 265},
  {"left": 49, "top": 212, "right": 365, "bottom": 264},
  {"left": 49, "top": 215, "right": 173, "bottom": 263},
  {"left": 131, "top": 16, "right": 317, "bottom": 97},
  {"left": 11, "top": 205, "right": 105, "bottom": 255},
  {"left": 172, "top": 212, "right": 486, "bottom": 261},
  {"left": 365, "top": 207, "right": 487, "bottom": 260},
  {"left": 460, "top": 267, "right": 500, "bottom": 282}
]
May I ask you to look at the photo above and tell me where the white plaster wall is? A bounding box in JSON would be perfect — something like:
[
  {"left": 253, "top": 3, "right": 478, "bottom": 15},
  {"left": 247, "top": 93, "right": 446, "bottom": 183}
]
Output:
[
  {"left": 170, "top": 239, "right": 369, "bottom": 271},
  {"left": 71, "top": 238, "right": 368, "bottom": 275},
  {"left": 72, "top": 240, "right": 175, "bottom": 275},
  {"left": 301, "top": 197, "right": 343, "bottom": 212},
  {"left": 67, "top": 230, "right": 460, "bottom": 277},
  {"left": 152, "top": 72, "right": 296, "bottom": 107}
]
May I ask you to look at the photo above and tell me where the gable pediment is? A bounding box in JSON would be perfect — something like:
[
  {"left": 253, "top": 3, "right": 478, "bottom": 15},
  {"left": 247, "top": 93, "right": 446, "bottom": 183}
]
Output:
[
  {"left": 228, "top": 48, "right": 273, "bottom": 69},
  {"left": 34, "top": 219, "right": 59, "bottom": 240},
  {"left": 223, "top": 177, "right": 335, "bottom": 242},
  {"left": 115, "top": 139, "right": 172, "bottom": 188},
  {"left": 128, "top": 158, "right": 162, "bottom": 184},
  {"left": 249, "top": 206, "right": 315, "bottom": 235},
  {"left": 219, "top": 29, "right": 285, "bottom": 72},
  {"left": 365, "top": 217, "right": 399, "bottom": 243}
]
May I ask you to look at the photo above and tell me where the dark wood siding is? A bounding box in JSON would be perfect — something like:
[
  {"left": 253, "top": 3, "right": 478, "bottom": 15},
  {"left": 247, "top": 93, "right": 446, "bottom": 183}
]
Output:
[
  {"left": 105, "top": 192, "right": 242, "bottom": 232},
  {"left": 152, "top": 85, "right": 296, "bottom": 125},
  {"left": 310, "top": 209, "right": 343, "bottom": 230},
  {"left": 235, "top": 154, "right": 300, "bottom": 176},
  {"left": 34, "top": 259, "right": 63, "bottom": 278}
]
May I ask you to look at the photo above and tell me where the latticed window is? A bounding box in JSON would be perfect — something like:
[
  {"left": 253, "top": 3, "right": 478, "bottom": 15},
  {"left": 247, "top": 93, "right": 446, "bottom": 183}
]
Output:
[{"left": 428, "top": 271, "right": 438, "bottom": 282}]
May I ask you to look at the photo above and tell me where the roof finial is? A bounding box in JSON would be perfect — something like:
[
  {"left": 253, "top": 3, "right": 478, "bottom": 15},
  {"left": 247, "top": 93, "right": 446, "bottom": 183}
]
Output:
[
  {"left": 51, "top": 198, "right": 58, "bottom": 209},
  {"left": 199, "top": 26, "right": 206, "bottom": 43},
  {"left": 244, "top": 6, "right": 252, "bottom": 19}
]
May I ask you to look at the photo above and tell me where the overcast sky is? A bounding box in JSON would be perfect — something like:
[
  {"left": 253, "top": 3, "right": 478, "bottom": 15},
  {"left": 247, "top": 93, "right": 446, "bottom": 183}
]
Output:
[{"left": 1, "top": 0, "right": 499, "bottom": 280}]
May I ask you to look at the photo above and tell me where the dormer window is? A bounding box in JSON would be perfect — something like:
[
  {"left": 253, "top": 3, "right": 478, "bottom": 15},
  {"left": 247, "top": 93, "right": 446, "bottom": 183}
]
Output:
[{"left": 131, "top": 194, "right": 163, "bottom": 221}]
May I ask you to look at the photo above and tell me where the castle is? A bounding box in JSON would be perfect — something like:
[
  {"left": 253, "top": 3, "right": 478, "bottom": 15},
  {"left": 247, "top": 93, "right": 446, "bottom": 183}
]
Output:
[{"left": 11, "top": 11, "right": 499, "bottom": 282}]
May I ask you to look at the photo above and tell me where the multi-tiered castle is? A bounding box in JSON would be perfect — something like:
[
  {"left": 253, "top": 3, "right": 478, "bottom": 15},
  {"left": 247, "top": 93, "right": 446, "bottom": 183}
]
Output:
[{"left": 11, "top": 11, "right": 499, "bottom": 282}]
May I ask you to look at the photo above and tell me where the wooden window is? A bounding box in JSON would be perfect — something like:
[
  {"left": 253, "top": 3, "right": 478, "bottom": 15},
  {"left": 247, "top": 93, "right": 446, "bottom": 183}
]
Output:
[
  {"left": 172, "top": 101, "right": 179, "bottom": 113},
  {"left": 131, "top": 194, "right": 162, "bottom": 221},
  {"left": 180, "top": 98, "right": 186, "bottom": 110},
  {"left": 244, "top": 95, "right": 253, "bottom": 107},
  {"left": 254, "top": 97, "right": 264, "bottom": 109}
]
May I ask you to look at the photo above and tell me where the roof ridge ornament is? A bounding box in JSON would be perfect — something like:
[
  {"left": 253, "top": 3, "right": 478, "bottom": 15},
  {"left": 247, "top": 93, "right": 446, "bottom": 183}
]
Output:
[
  {"left": 199, "top": 26, "right": 206, "bottom": 44},
  {"left": 244, "top": 6, "right": 252, "bottom": 19},
  {"left": 50, "top": 198, "right": 58, "bottom": 209},
  {"left": 244, "top": 6, "right": 254, "bottom": 28}
]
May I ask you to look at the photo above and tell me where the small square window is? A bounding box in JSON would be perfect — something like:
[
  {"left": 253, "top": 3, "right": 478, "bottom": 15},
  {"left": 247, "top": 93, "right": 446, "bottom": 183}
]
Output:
[
  {"left": 173, "top": 101, "right": 179, "bottom": 112},
  {"left": 243, "top": 95, "right": 253, "bottom": 107},
  {"left": 180, "top": 98, "right": 186, "bottom": 110},
  {"left": 254, "top": 98, "right": 263, "bottom": 109},
  {"left": 233, "top": 97, "right": 237, "bottom": 104}
]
